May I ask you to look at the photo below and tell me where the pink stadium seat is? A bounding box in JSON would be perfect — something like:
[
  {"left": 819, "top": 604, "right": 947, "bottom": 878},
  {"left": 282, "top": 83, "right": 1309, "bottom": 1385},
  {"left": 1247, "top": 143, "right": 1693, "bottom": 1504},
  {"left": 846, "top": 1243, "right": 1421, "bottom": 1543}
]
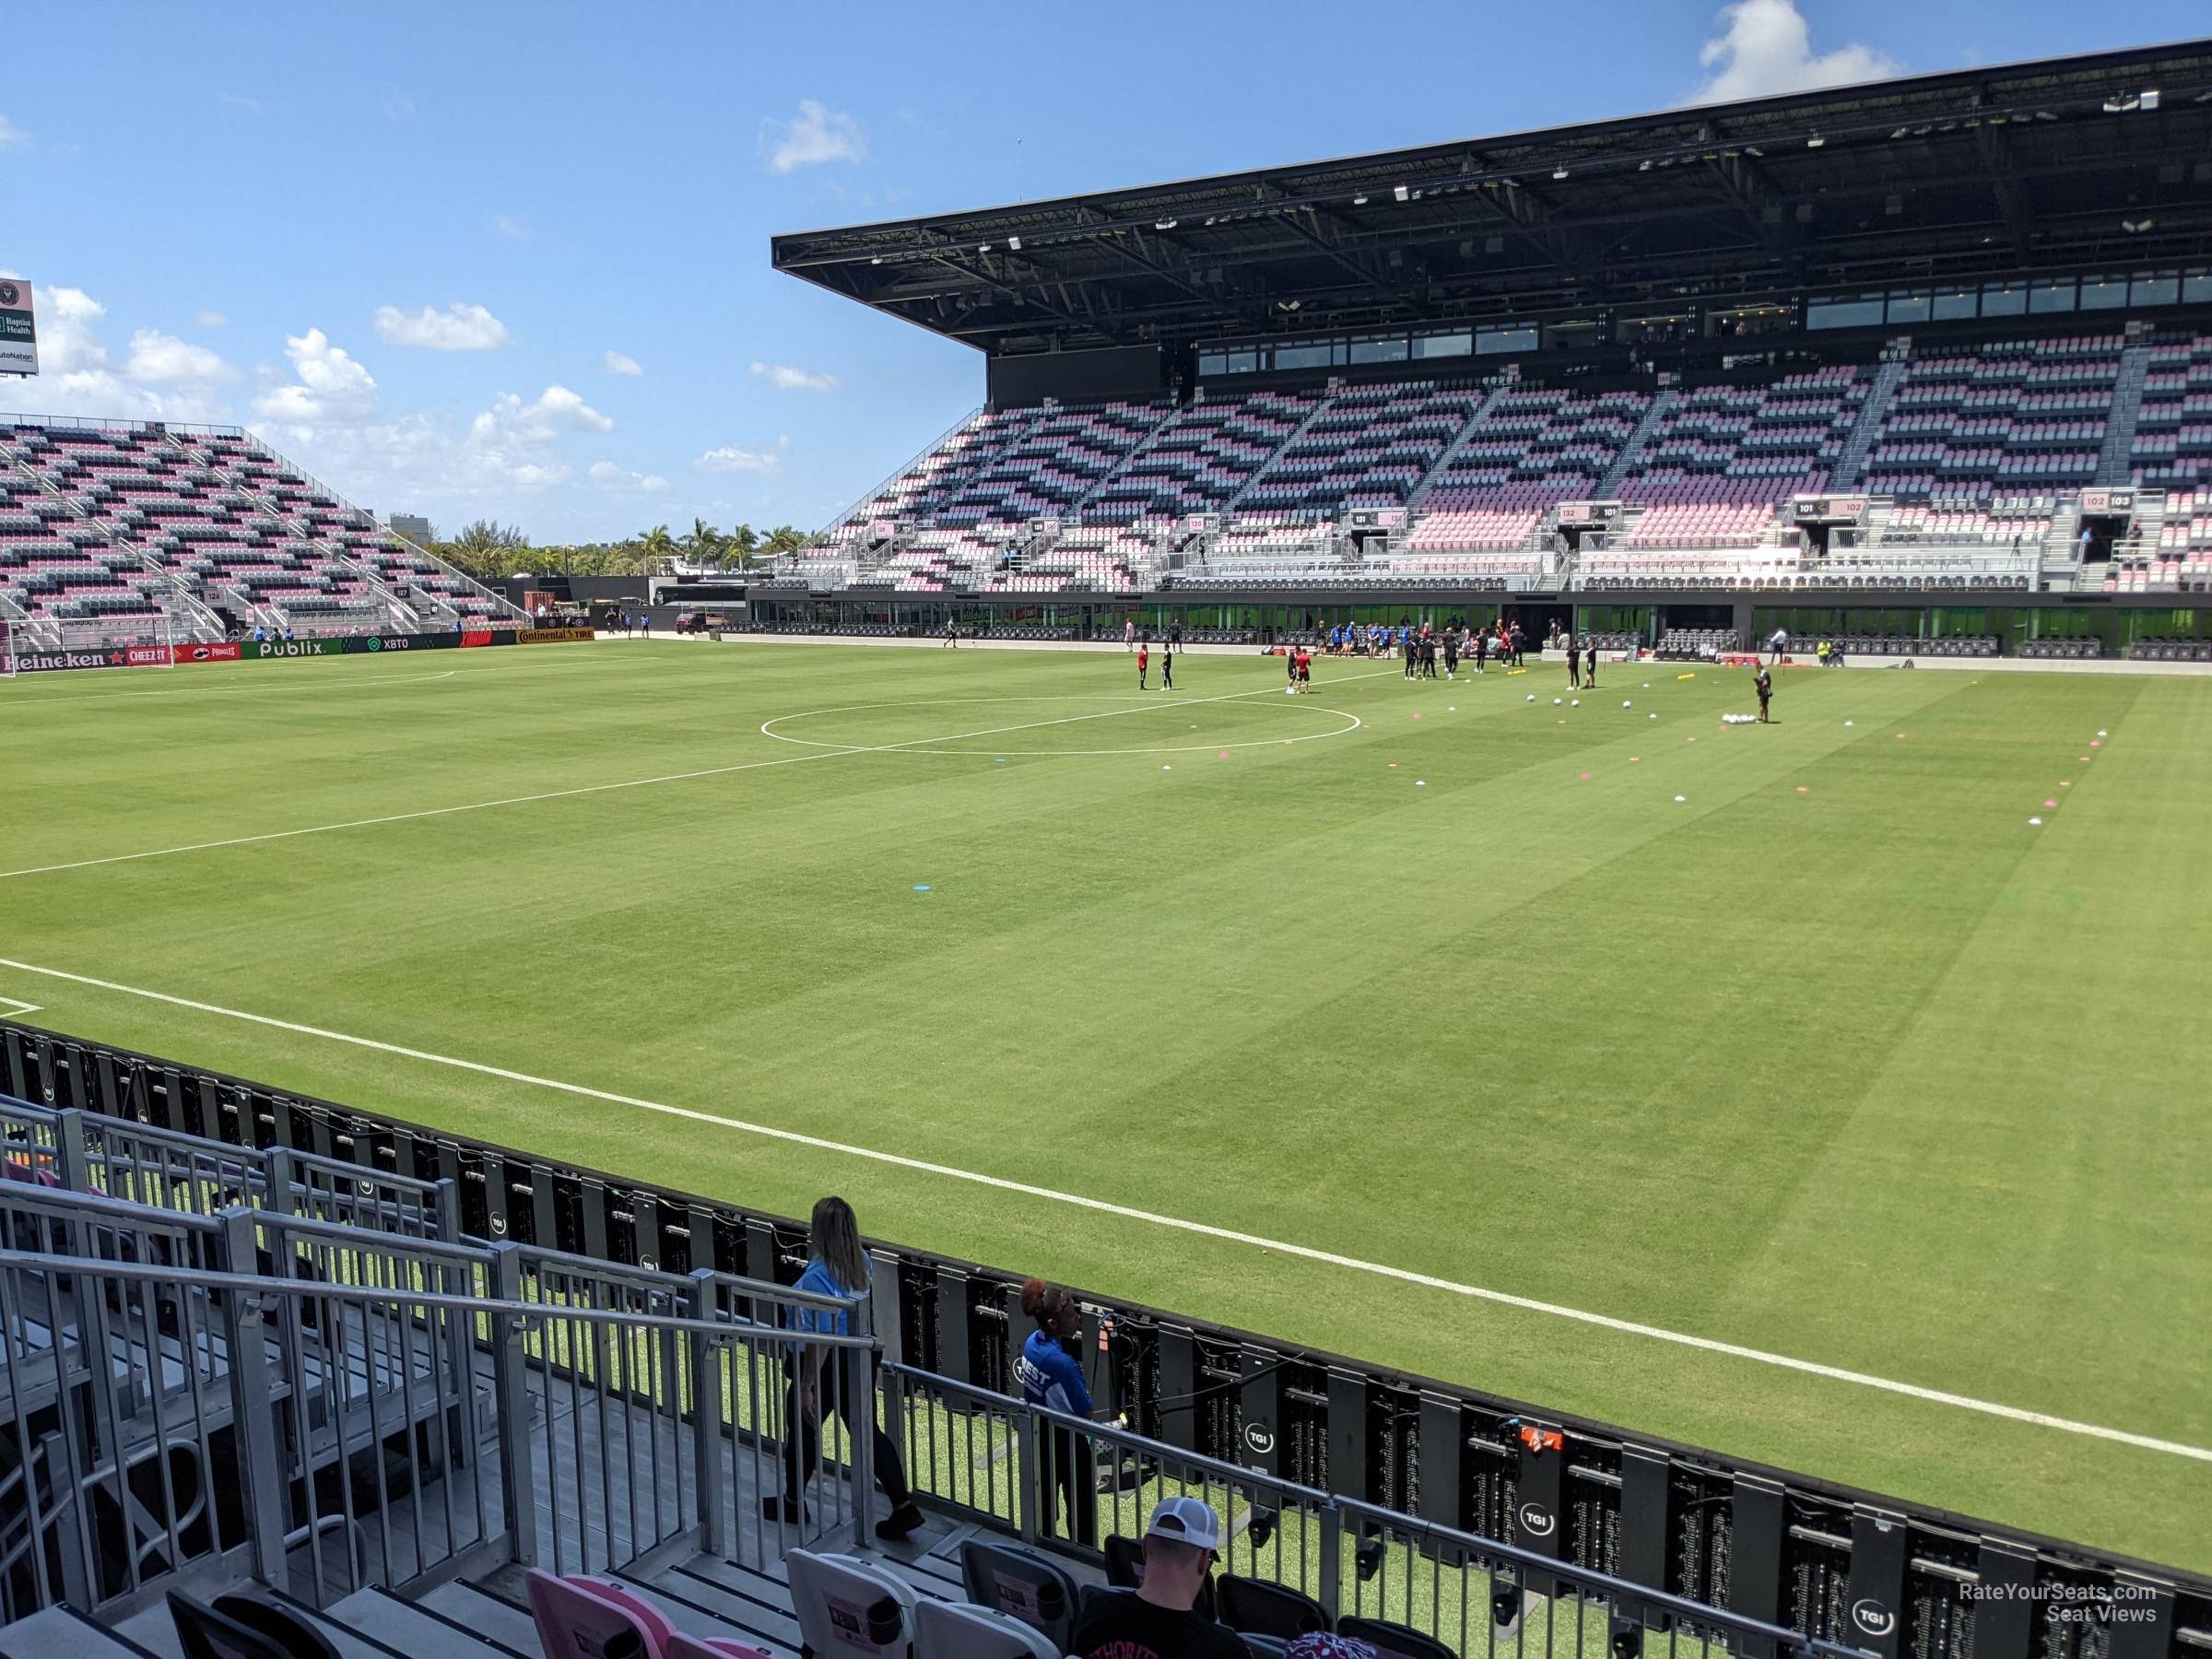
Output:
[{"left": 527, "top": 1569, "right": 676, "bottom": 1659}]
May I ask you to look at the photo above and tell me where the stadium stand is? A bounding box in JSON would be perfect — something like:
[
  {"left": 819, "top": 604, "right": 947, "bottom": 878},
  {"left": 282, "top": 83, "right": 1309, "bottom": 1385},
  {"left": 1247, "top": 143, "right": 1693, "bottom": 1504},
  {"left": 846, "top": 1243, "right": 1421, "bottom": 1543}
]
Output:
[
  {"left": 1087, "top": 389, "right": 1321, "bottom": 522},
  {"left": 1857, "top": 335, "right": 2122, "bottom": 522},
  {"left": 0, "top": 418, "right": 524, "bottom": 643},
  {"left": 775, "top": 325, "right": 2183, "bottom": 611}
]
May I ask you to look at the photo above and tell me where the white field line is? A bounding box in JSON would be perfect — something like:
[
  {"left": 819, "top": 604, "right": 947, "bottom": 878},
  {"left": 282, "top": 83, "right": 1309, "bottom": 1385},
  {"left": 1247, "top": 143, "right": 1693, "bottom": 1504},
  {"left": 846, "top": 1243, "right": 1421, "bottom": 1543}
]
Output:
[
  {"left": 0, "top": 649, "right": 639, "bottom": 711},
  {"left": 0, "top": 668, "right": 460, "bottom": 709},
  {"left": 0, "top": 667, "right": 1389, "bottom": 882},
  {"left": 0, "top": 997, "right": 41, "bottom": 1018},
  {"left": 0, "top": 956, "right": 2204, "bottom": 1465},
  {"left": 761, "top": 667, "right": 1395, "bottom": 752},
  {"left": 0, "top": 746, "right": 866, "bottom": 882}
]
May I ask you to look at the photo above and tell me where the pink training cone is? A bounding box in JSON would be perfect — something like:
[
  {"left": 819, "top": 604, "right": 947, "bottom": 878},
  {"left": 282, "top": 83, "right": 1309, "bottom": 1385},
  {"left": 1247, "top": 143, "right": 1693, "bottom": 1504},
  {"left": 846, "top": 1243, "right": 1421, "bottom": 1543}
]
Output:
[{"left": 2044, "top": 798, "right": 2057, "bottom": 808}]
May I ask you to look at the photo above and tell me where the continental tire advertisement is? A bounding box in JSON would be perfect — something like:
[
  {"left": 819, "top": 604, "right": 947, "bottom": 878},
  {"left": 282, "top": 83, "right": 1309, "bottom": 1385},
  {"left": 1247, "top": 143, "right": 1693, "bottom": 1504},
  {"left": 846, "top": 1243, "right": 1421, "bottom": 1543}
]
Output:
[{"left": 518, "top": 626, "right": 595, "bottom": 645}]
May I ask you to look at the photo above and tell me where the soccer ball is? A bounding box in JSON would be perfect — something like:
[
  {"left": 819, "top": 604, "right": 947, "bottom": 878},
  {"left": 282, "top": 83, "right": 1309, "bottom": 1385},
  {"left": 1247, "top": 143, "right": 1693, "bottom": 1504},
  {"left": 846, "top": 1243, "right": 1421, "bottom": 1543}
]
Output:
[
  {"left": 1623, "top": 700, "right": 1632, "bottom": 708},
  {"left": 1553, "top": 697, "right": 1562, "bottom": 706}
]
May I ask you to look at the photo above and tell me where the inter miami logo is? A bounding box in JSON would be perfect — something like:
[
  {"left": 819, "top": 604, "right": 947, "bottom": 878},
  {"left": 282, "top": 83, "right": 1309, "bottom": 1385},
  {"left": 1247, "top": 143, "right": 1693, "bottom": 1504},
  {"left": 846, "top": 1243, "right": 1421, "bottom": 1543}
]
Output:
[{"left": 0, "top": 283, "right": 18, "bottom": 307}]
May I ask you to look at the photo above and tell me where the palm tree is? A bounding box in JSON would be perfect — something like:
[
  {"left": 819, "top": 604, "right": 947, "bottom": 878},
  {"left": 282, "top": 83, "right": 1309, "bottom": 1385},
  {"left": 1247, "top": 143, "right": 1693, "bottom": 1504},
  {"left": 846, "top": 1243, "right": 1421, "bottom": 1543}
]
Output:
[
  {"left": 639, "top": 524, "right": 677, "bottom": 570},
  {"left": 760, "top": 524, "right": 807, "bottom": 559},
  {"left": 683, "top": 517, "right": 723, "bottom": 565},
  {"left": 722, "top": 524, "right": 759, "bottom": 570}
]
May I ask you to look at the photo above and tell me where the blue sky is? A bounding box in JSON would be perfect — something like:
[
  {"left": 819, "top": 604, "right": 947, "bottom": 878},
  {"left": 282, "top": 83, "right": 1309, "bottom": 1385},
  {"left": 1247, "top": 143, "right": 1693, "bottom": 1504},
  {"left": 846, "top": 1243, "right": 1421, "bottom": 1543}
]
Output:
[{"left": 3, "top": 1, "right": 2201, "bottom": 544}]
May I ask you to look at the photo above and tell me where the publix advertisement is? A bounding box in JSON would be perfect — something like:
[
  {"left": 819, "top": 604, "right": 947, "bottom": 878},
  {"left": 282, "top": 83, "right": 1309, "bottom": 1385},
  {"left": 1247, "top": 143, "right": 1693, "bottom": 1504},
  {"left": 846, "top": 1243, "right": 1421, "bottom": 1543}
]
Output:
[{"left": 8, "top": 627, "right": 592, "bottom": 674}]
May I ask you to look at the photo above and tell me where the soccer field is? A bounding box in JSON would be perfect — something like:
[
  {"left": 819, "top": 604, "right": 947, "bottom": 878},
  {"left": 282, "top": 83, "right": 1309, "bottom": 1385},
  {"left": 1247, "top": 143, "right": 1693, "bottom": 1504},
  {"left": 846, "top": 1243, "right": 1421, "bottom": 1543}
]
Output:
[{"left": 2, "top": 639, "right": 2206, "bottom": 1571}]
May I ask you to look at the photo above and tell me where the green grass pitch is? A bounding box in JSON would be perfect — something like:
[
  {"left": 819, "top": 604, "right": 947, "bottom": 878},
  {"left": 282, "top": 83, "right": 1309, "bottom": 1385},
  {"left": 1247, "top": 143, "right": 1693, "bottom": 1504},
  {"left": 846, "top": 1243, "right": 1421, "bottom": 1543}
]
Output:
[{"left": 1, "top": 640, "right": 2206, "bottom": 1571}]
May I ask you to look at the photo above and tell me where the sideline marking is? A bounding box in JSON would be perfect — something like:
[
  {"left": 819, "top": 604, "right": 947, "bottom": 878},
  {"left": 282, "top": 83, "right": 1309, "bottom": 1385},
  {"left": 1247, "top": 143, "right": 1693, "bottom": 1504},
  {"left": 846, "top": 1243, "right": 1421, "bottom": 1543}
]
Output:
[
  {"left": 0, "top": 956, "right": 2203, "bottom": 1466},
  {"left": 1, "top": 667, "right": 1390, "bottom": 881},
  {"left": 0, "top": 668, "right": 461, "bottom": 709},
  {"left": 0, "top": 997, "right": 41, "bottom": 1018}
]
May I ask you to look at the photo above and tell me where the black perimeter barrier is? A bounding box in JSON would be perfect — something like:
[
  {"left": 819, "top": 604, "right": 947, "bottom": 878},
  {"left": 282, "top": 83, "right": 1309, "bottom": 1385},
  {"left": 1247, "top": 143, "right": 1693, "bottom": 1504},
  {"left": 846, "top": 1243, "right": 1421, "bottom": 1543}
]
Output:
[{"left": 3, "top": 1018, "right": 2206, "bottom": 1659}]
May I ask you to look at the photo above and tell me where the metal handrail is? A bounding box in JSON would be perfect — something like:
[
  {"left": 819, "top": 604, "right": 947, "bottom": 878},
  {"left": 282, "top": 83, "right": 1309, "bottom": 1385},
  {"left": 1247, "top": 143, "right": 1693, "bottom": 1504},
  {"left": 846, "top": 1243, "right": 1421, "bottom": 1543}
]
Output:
[
  {"left": 887, "top": 1363, "right": 1881, "bottom": 1659},
  {"left": 0, "top": 1252, "right": 872, "bottom": 1347}
]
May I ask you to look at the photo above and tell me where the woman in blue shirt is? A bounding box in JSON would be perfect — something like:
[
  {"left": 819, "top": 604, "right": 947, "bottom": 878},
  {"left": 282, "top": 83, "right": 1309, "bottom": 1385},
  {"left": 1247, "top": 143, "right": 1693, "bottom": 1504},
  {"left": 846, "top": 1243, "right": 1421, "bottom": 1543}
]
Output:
[
  {"left": 1017, "top": 1277, "right": 1098, "bottom": 1547},
  {"left": 762, "top": 1196, "right": 924, "bottom": 1541}
]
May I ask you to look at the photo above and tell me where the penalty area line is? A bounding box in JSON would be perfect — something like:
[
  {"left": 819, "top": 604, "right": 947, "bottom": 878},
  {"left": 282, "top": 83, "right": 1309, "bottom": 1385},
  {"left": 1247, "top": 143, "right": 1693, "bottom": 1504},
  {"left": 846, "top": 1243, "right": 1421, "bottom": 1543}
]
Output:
[{"left": 0, "top": 957, "right": 2204, "bottom": 1466}]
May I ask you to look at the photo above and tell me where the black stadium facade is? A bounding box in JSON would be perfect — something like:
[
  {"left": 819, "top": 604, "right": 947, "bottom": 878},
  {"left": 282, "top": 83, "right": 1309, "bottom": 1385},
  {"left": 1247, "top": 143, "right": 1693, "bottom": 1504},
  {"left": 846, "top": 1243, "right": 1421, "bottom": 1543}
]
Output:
[{"left": 741, "top": 41, "right": 2212, "bottom": 655}]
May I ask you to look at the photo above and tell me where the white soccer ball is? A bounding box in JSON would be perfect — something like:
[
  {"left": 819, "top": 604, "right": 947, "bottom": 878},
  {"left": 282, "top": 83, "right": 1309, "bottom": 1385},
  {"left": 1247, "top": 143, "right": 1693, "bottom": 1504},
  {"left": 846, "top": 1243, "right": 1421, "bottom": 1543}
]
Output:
[
  {"left": 2028, "top": 817, "right": 2042, "bottom": 826},
  {"left": 1649, "top": 713, "right": 1658, "bottom": 720},
  {"left": 1526, "top": 694, "right": 1536, "bottom": 702},
  {"left": 1162, "top": 765, "right": 1171, "bottom": 771},
  {"left": 1553, "top": 697, "right": 1562, "bottom": 706},
  {"left": 2097, "top": 729, "right": 2107, "bottom": 737},
  {"left": 1623, "top": 700, "right": 1632, "bottom": 708},
  {"left": 1416, "top": 780, "right": 1427, "bottom": 787},
  {"left": 1845, "top": 720, "right": 1854, "bottom": 727},
  {"left": 1571, "top": 699, "right": 1581, "bottom": 708},
  {"left": 1675, "top": 794, "right": 1687, "bottom": 803}
]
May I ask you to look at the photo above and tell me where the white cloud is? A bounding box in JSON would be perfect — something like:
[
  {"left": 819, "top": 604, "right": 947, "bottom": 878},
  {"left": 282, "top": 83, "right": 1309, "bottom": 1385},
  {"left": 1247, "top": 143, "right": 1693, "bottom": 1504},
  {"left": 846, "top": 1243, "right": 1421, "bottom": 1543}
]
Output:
[
  {"left": 124, "top": 329, "right": 236, "bottom": 384},
  {"left": 373, "top": 301, "right": 513, "bottom": 350},
  {"left": 748, "top": 359, "right": 841, "bottom": 393},
  {"left": 604, "top": 348, "right": 643, "bottom": 377},
  {"left": 253, "top": 328, "right": 380, "bottom": 432},
  {"left": 1, "top": 282, "right": 231, "bottom": 422},
  {"left": 473, "top": 385, "right": 613, "bottom": 443},
  {"left": 761, "top": 100, "right": 865, "bottom": 173},
  {"left": 696, "top": 436, "right": 790, "bottom": 476},
  {"left": 196, "top": 311, "right": 229, "bottom": 327},
  {"left": 490, "top": 213, "right": 530, "bottom": 241},
  {"left": 590, "top": 460, "right": 670, "bottom": 494},
  {"left": 0, "top": 114, "right": 26, "bottom": 147},
  {"left": 1690, "top": 0, "right": 1900, "bottom": 102}
]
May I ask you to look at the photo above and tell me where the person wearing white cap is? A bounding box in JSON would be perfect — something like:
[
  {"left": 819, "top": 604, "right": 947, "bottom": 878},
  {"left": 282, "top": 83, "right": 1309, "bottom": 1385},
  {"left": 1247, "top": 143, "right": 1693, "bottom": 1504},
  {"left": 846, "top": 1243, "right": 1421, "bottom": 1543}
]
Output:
[{"left": 1070, "top": 1496, "right": 1250, "bottom": 1658}]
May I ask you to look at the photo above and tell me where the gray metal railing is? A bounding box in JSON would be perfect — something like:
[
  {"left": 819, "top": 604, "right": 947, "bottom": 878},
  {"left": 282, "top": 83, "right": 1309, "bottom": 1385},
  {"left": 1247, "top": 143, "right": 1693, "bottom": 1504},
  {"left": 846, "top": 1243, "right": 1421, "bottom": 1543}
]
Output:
[
  {"left": 885, "top": 1364, "right": 1876, "bottom": 1659},
  {"left": 2, "top": 1097, "right": 451, "bottom": 1242},
  {"left": 0, "top": 1179, "right": 873, "bottom": 1624}
]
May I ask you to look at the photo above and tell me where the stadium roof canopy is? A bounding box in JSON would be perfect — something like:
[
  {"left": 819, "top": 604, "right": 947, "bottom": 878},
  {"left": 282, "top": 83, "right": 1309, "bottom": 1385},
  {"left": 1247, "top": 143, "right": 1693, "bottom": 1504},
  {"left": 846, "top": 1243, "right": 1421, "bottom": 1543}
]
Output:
[{"left": 772, "top": 41, "right": 2212, "bottom": 357}]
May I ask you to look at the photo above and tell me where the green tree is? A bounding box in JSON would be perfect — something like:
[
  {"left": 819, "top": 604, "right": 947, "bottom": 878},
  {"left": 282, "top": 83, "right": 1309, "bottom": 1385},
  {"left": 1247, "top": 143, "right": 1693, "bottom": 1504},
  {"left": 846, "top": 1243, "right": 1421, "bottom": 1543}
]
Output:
[
  {"left": 681, "top": 517, "right": 723, "bottom": 564},
  {"left": 638, "top": 524, "right": 678, "bottom": 568},
  {"left": 760, "top": 524, "right": 807, "bottom": 559},
  {"left": 721, "top": 524, "right": 759, "bottom": 570}
]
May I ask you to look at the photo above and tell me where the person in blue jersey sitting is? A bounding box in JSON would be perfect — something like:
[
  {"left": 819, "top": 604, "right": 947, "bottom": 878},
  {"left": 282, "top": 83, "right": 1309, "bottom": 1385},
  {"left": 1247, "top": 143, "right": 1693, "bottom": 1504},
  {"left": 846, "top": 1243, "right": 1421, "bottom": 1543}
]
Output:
[{"left": 1017, "top": 1277, "right": 1099, "bottom": 1547}]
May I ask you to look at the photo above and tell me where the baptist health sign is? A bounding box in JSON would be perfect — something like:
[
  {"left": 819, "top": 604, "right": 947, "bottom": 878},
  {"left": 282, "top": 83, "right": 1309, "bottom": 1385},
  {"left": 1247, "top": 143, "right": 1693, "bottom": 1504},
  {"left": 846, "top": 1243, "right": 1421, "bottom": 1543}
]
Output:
[{"left": 0, "top": 279, "right": 36, "bottom": 376}]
